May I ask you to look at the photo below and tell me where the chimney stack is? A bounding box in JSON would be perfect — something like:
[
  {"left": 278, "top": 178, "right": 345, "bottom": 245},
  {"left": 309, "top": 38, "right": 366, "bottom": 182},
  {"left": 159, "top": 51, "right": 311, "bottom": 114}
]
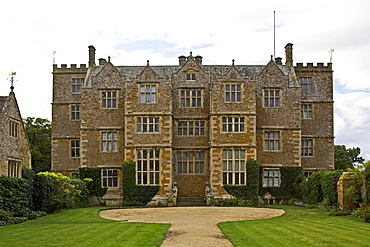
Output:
[
  {"left": 88, "top": 45, "right": 96, "bottom": 67},
  {"left": 275, "top": 57, "right": 282, "bottom": 65},
  {"left": 98, "top": 58, "right": 107, "bottom": 66},
  {"left": 195, "top": 55, "right": 203, "bottom": 65},
  {"left": 178, "top": 55, "right": 186, "bottom": 66},
  {"left": 285, "top": 43, "right": 293, "bottom": 66}
]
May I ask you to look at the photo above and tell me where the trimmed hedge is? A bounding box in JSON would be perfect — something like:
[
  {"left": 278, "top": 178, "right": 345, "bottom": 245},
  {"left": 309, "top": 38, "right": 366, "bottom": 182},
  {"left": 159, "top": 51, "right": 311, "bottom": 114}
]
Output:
[
  {"left": 122, "top": 161, "right": 159, "bottom": 206},
  {"left": 224, "top": 159, "right": 259, "bottom": 206},
  {"left": 0, "top": 176, "right": 29, "bottom": 213}
]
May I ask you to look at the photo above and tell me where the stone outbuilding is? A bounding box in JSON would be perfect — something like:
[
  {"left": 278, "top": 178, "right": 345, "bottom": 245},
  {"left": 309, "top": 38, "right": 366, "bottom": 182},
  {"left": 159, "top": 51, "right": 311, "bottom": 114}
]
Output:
[{"left": 0, "top": 83, "right": 31, "bottom": 177}]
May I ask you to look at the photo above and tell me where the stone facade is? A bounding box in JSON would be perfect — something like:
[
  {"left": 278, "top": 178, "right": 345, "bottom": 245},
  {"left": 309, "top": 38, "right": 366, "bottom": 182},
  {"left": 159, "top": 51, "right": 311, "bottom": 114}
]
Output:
[
  {"left": 0, "top": 90, "right": 31, "bottom": 177},
  {"left": 51, "top": 43, "right": 334, "bottom": 204}
]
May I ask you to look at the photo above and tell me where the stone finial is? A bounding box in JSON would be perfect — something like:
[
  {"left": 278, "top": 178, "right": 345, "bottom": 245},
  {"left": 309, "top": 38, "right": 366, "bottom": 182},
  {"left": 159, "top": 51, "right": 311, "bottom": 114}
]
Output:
[
  {"left": 147, "top": 60, "right": 149, "bottom": 66},
  {"left": 108, "top": 56, "right": 111, "bottom": 62},
  {"left": 232, "top": 59, "right": 235, "bottom": 65}
]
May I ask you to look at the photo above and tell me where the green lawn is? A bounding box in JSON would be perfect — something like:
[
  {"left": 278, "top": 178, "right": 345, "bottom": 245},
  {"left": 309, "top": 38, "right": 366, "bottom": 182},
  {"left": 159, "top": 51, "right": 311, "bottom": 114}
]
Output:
[
  {"left": 0, "top": 207, "right": 170, "bottom": 247},
  {"left": 219, "top": 205, "right": 370, "bottom": 247}
]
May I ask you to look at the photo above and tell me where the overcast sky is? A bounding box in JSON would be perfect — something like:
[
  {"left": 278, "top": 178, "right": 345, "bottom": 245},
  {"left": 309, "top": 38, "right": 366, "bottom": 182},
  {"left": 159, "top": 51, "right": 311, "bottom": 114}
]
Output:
[{"left": 1, "top": 0, "right": 369, "bottom": 160}]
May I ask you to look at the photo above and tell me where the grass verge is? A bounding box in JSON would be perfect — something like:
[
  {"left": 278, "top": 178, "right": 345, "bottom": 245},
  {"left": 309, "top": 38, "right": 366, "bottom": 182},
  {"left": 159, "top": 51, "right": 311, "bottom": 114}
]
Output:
[
  {"left": 0, "top": 207, "right": 170, "bottom": 247},
  {"left": 219, "top": 205, "right": 370, "bottom": 247}
]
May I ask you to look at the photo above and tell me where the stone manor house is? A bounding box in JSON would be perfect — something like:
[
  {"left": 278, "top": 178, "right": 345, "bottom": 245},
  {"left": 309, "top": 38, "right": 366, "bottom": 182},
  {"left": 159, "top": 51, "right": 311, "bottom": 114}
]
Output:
[{"left": 52, "top": 43, "right": 334, "bottom": 205}]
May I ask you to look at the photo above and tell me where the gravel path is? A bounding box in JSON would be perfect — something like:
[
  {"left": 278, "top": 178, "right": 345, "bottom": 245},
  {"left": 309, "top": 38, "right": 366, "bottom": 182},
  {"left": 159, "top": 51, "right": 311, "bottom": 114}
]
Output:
[{"left": 99, "top": 207, "right": 284, "bottom": 247}]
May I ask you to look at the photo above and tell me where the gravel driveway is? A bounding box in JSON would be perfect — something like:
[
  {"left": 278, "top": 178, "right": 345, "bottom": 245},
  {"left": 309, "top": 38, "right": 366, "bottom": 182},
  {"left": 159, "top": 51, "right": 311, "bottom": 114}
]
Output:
[{"left": 99, "top": 207, "right": 284, "bottom": 247}]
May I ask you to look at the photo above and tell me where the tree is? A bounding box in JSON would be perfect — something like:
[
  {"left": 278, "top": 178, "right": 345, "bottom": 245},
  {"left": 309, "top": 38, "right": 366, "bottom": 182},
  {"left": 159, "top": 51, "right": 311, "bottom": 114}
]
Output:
[
  {"left": 334, "top": 145, "right": 365, "bottom": 170},
  {"left": 23, "top": 117, "right": 51, "bottom": 173}
]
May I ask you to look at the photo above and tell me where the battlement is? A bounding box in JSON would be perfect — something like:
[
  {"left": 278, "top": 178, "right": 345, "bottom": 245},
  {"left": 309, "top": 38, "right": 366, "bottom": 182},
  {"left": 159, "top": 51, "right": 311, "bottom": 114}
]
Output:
[
  {"left": 53, "top": 64, "right": 88, "bottom": 74},
  {"left": 295, "top": 62, "right": 332, "bottom": 72}
]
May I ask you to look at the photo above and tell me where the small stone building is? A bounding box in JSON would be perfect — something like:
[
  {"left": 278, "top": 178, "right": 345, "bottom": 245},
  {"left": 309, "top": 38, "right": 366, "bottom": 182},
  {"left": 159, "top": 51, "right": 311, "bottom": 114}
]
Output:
[
  {"left": 0, "top": 86, "right": 31, "bottom": 177},
  {"left": 51, "top": 43, "right": 334, "bottom": 205}
]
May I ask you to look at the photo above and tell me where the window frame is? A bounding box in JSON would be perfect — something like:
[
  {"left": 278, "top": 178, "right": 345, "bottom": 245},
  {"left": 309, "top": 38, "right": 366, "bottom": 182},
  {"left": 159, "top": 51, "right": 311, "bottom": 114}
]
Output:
[
  {"left": 177, "top": 120, "right": 205, "bottom": 136},
  {"left": 263, "top": 89, "right": 280, "bottom": 108},
  {"left": 101, "top": 91, "right": 117, "bottom": 109},
  {"left": 264, "top": 131, "right": 281, "bottom": 151},
  {"left": 71, "top": 105, "right": 80, "bottom": 121},
  {"left": 222, "top": 117, "right": 245, "bottom": 133},
  {"left": 301, "top": 138, "right": 314, "bottom": 157},
  {"left": 140, "top": 84, "right": 157, "bottom": 103},
  {"left": 222, "top": 149, "right": 246, "bottom": 185},
  {"left": 136, "top": 149, "right": 160, "bottom": 185},
  {"left": 186, "top": 73, "right": 196, "bottom": 81},
  {"left": 176, "top": 150, "right": 205, "bottom": 174},
  {"left": 263, "top": 168, "right": 280, "bottom": 187},
  {"left": 71, "top": 78, "right": 84, "bottom": 93},
  {"left": 8, "top": 160, "right": 21, "bottom": 177},
  {"left": 301, "top": 104, "right": 313, "bottom": 119},
  {"left": 180, "top": 90, "right": 202, "bottom": 108},
  {"left": 225, "top": 84, "right": 242, "bottom": 103},
  {"left": 9, "top": 121, "right": 19, "bottom": 138},
  {"left": 299, "top": 77, "right": 313, "bottom": 92},
  {"left": 101, "top": 131, "right": 118, "bottom": 152},
  {"left": 101, "top": 169, "right": 118, "bottom": 188},
  {"left": 71, "top": 139, "right": 80, "bottom": 158},
  {"left": 137, "top": 117, "right": 159, "bottom": 133}
]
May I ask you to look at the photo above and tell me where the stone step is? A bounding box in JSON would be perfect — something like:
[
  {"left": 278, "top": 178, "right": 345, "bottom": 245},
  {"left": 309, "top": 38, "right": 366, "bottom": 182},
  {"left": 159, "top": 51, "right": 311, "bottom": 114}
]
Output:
[{"left": 176, "top": 197, "right": 207, "bottom": 207}]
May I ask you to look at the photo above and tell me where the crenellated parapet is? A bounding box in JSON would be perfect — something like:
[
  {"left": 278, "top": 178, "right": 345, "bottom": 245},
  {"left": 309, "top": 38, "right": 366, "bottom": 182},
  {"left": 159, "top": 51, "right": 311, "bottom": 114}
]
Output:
[
  {"left": 294, "top": 62, "right": 332, "bottom": 72},
  {"left": 53, "top": 64, "right": 88, "bottom": 74}
]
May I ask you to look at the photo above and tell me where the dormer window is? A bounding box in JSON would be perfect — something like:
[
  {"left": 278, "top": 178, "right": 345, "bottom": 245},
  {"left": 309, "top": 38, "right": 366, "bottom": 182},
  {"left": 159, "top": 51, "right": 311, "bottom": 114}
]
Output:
[{"left": 186, "top": 73, "right": 196, "bottom": 81}]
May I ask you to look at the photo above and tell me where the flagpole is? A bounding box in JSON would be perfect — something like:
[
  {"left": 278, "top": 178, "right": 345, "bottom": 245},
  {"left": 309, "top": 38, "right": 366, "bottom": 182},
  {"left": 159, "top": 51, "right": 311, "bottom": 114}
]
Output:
[{"left": 274, "top": 10, "right": 276, "bottom": 60}]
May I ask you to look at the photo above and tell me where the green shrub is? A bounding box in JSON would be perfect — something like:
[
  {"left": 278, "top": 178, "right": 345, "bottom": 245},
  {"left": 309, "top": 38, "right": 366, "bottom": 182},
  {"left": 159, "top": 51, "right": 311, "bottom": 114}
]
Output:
[
  {"left": 299, "top": 170, "right": 342, "bottom": 206},
  {"left": 362, "top": 206, "right": 370, "bottom": 223},
  {"left": 32, "top": 173, "right": 55, "bottom": 212},
  {"left": 0, "top": 209, "right": 11, "bottom": 222},
  {"left": 0, "top": 176, "right": 29, "bottom": 213},
  {"left": 9, "top": 217, "right": 28, "bottom": 224},
  {"left": 210, "top": 198, "right": 254, "bottom": 207},
  {"left": 327, "top": 208, "right": 352, "bottom": 216}
]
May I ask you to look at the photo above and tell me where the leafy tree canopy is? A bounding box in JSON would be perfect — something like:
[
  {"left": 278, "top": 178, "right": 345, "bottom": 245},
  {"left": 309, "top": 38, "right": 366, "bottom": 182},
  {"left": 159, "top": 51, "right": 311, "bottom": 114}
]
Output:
[
  {"left": 334, "top": 145, "right": 364, "bottom": 170},
  {"left": 23, "top": 117, "right": 51, "bottom": 173}
]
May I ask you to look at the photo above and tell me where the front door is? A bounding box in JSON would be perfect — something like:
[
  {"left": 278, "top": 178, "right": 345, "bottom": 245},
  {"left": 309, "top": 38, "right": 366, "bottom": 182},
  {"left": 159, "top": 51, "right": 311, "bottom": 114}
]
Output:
[{"left": 173, "top": 150, "right": 209, "bottom": 197}]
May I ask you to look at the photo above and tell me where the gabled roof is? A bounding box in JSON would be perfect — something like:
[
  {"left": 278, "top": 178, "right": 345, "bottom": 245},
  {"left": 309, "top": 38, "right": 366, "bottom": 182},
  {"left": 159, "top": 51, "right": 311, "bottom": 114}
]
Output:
[{"left": 0, "top": 96, "right": 6, "bottom": 113}]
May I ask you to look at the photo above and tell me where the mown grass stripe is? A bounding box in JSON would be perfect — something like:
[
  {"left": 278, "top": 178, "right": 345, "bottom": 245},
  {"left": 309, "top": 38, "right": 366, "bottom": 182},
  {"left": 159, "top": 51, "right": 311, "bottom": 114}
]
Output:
[
  {"left": 0, "top": 207, "right": 169, "bottom": 247},
  {"left": 219, "top": 205, "right": 370, "bottom": 247}
]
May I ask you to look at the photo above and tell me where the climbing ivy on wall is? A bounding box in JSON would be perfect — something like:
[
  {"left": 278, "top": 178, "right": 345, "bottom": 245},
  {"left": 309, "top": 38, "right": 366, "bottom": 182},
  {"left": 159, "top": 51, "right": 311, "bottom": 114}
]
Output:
[
  {"left": 259, "top": 166, "right": 303, "bottom": 201},
  {"left": 122, "top": 161, "right": 159, "bottom": 206},
  {"left": 299, "top": 169, "right": 343, "bottom": 205},
  {"left": 79, "top": 168, "right": 107, "bottom": 199},
  {"left": 224, "top": 159, "right": 259, "bottom": 206}
]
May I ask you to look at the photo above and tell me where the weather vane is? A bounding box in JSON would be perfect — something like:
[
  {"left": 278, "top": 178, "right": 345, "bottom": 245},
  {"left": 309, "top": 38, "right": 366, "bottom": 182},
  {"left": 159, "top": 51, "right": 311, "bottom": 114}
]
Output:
[
  {"left": 329, "top": 48, "right": 334, "bottom": 63},
  {"left": 9, "top": 72, "right": 16, "bottom": 92}
]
